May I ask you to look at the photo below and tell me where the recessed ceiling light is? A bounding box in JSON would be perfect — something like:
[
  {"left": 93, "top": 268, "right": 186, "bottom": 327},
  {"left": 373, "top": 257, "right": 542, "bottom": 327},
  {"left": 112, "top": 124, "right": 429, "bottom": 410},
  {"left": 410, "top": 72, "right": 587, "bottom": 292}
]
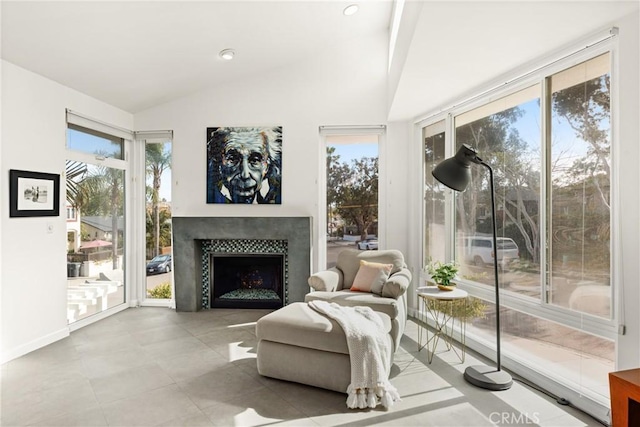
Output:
[
  {"left": 219, "top": 49, "right": 235, "bottom": 61},
  {"left": 343, "top": 4, "right": 359, "bottom": 16}
]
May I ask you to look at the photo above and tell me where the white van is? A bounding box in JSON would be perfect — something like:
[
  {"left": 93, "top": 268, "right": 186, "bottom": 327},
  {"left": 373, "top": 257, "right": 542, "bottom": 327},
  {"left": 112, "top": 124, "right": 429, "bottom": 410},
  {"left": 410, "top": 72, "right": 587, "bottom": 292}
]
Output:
[{"left": 459, "top": 236, "right": 519, "bottom": 268}]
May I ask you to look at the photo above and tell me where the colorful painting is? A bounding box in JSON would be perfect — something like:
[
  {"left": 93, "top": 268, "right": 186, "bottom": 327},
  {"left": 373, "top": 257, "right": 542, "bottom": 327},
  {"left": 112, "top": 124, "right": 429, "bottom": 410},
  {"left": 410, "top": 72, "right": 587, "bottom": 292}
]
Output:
[{"left": 207, "top": 127, "right": 282, "bottom": 204}]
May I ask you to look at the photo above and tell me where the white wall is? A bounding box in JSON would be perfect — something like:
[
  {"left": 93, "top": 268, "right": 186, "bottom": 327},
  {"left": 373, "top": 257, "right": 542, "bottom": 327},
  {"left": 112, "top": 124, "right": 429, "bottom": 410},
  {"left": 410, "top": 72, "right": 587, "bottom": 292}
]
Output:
[
  {"left": 134, "top": 33, "right": 411, "bottom": 272},
  {"left": 0, "top": 61, "right": 133, "bottom": 363},
  {"left": 614, "top": 10, "right": 640, "bottom": 370}
]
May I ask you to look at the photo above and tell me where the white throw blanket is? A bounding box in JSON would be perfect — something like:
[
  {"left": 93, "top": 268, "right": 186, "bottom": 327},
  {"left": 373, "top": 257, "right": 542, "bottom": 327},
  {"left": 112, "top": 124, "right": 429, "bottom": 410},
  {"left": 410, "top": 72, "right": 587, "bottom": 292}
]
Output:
[{"left": 308, "top": 300, "right": 401, "bottom": 410}]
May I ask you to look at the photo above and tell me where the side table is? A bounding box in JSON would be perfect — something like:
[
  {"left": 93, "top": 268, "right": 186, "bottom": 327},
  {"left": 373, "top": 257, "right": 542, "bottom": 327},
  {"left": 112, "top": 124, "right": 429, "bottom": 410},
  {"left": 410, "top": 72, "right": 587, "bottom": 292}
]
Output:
[
  {"left": 417, "top": 286, "right": 468, "bottom": 364},
  {"left": 609, "top": 368, "right": 640, "bottom": 427}
]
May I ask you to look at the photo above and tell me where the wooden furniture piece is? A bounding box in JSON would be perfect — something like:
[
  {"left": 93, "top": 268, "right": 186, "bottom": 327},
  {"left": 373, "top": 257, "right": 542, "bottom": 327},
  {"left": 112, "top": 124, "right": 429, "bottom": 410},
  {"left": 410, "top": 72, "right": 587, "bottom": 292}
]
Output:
[
  {"left": 609, "top": 368, "right": 640, "bottom": 427},
  {"left": 417, "top": 285, "right": 468, "bottom": 364}
]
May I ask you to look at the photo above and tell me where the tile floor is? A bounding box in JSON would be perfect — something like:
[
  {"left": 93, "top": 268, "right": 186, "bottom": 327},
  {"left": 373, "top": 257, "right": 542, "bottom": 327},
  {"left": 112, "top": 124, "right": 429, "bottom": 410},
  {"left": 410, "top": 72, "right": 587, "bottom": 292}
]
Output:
[{"left": 1, "top": 307, "right": 603, "bottom": 426}]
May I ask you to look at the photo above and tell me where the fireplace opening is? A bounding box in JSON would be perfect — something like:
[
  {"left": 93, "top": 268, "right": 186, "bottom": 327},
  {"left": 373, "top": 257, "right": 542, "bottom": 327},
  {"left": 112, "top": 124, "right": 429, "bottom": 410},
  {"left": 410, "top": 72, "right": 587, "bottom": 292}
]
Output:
[{"left": 211, "top": 254, "right": 284, "bottom": 309}]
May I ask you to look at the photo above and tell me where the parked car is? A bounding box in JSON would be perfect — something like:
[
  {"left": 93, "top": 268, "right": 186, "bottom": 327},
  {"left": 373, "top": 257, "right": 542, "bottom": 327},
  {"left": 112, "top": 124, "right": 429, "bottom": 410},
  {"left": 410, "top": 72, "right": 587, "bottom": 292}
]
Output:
[
  {"left": 357, "top": 238, "right": 379, "bottom": 250},
  {"left": 459, "top": 236, "right": 519, "bottom": 268},
  {"left": 146, "top": 254, "right": 172, "bottom": 275}
]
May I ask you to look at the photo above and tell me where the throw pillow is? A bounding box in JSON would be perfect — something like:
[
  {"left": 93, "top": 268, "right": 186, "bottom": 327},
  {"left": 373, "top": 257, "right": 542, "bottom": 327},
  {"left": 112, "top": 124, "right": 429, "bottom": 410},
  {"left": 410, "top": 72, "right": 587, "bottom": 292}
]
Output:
[{"left": 351, "top": 260, "right": 393, "bottom": 295}]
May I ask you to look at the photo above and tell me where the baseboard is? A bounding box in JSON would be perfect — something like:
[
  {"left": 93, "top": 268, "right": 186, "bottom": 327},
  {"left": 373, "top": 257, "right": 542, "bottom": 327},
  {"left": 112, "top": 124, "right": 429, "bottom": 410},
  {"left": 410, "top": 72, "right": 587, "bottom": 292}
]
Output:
[
  {"left": 139, "top": 299, "right": 173, "bottom": 308},
  {"left": 1, "top": 327, "right": 70, "bottom": 364},
  {"left": 68, "top": 303, "right": 130, "bottom": 332}
]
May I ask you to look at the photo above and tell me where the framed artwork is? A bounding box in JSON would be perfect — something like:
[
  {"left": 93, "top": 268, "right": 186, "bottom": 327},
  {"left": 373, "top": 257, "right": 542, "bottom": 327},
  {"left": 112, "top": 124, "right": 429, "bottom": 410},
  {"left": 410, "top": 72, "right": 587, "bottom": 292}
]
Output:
[
  {"left": 206, "top": 126, "right": 282, "bottom": 204},
  {"left": 9, "top": 169, "right": 61, "bottom": 217}
]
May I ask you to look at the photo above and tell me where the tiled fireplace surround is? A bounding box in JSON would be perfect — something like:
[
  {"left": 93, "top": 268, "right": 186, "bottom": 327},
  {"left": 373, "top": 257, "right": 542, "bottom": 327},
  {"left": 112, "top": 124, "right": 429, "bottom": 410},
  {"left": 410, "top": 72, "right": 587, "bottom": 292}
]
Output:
[{"left": 172, "top": 216, "right": 312, "bottom": 311}]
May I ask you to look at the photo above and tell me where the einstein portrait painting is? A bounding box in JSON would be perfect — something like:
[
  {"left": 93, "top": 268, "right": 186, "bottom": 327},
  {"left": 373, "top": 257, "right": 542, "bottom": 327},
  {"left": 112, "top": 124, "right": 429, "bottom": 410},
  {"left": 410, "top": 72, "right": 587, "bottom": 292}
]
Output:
[{"left": 206, "top": 126, "right": 282, "bottom": 204}]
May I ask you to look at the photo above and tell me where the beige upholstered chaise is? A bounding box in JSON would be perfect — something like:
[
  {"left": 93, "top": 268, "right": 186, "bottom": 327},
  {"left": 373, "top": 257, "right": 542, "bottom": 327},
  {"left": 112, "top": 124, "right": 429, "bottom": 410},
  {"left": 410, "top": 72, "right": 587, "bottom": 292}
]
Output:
[
  {"left": 304, "top": 249, "right": 411, "bottom": 351},
  {"left": 255, "top": 249, "right": 411, "bottom": 392}
]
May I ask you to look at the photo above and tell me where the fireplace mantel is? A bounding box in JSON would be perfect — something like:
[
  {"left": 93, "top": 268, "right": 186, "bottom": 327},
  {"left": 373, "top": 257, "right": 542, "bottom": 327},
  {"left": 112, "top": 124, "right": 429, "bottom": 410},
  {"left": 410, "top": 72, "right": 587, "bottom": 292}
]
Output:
[{"left": 172, "top": 216, "right": 312, "bottom": 311}]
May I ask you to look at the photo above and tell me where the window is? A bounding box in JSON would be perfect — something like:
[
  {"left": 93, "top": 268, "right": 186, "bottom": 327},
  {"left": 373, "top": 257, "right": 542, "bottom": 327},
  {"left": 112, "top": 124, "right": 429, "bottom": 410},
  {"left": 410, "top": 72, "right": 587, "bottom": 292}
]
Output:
[
  {"left": 321, "top": 127, "right": 384, "bottom": 269},
  {"left": 65, "top": 114, "right": 129, "bottom": 325},
  {"left": 67, "top": 124, "right": 124, "bottom": 160},
  {"left": 548, "top": 53, "right": 612, "bottom": 320},
  {"left": 423, "top": 120, "right": 446, "bottom": 267},
  {"left": 66, "top": 206, "right": 77, "bottom": 221},
  {"left": 143, "top": 136, "right": 173, "bottom": 301},
  {"left": 422, "top": 47, "right": 614, "bottom": 410}
]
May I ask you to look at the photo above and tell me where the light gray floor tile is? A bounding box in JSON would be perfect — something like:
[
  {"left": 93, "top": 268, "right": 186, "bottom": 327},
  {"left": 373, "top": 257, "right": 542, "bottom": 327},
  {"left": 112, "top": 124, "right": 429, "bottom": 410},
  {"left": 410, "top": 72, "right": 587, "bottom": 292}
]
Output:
[
  {"left": 159, "top": 411, "right": 216, "bottom": 427},
  {"left": 81, "top": 346, "right": 156, "bottom": 379},
  {"left": 1, "top": 306, "right": 605, "bottom": 427},
  {"left": 200, "top": 384, "right": 309, "bottom": 427},
  {"left": 156, "top": 347, "right": 229, "bottom": 383},
  {"left": 2, "top": 358, "right": 88, "bottom": 399},
  {"left": 101, "top": 384, "right": 202, "bottom": 426},
  {"left": 30, "top": 406, "right": 108, "bottom": 426},
  {"left": 177, "top": 365, "right": 267, "bottom": 410},
  {"left": 129, "top": 323, "right": 193, "bottom": 346},
  {"left": 1, "top": 378, "right": 98, "bottom": 426},
  {"left": 74, "top": 333, "right": 142, "bottom": 357},
  {"left": 143, "top": 335, "right": 211, "bottom": 359},
  {"left": 90, "top": 363, "right": 175, "bottom": 403}
]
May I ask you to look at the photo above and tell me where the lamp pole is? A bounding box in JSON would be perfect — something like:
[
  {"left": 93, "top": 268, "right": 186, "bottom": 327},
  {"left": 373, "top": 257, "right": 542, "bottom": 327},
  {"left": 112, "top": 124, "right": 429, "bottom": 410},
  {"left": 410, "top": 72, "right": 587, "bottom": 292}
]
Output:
[
  {"left": 482, "top": 161, "right": 502, "bottom": 371},
  {"left": 462, "top": 160, "right": 512, "bottom": 390}
]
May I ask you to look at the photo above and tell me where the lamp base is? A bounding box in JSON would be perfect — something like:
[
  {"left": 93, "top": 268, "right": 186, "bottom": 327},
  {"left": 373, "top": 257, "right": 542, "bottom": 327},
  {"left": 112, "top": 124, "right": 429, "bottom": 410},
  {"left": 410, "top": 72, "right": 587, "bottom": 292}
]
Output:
[{"left": 464, "top": 365, "right": 513, "bottom": 391}]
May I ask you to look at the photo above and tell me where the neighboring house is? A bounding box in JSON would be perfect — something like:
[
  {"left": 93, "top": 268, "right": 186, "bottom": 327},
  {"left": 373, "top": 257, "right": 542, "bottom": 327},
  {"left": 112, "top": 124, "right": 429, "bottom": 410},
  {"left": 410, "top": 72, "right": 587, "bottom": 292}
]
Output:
[
  {"left": 66, "top": 204, "right": 81, "bottom": 252},
  {"left": 81, "top": 216, "right": 125, "bottom": 242}
]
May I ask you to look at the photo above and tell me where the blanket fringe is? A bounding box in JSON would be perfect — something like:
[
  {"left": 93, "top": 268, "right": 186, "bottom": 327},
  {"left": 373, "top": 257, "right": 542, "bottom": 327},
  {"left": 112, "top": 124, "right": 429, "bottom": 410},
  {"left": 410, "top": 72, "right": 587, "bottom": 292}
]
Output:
[{"left": 346, "top": 384, "right": 400, "bottom": 410}]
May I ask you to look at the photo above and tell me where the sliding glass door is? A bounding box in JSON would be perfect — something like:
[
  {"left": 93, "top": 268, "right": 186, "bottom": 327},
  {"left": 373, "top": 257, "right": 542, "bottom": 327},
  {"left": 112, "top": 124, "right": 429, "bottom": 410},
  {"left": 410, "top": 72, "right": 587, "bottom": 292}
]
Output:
[{"left": 65, "top": 124, "right": 128, "bottom": 323}]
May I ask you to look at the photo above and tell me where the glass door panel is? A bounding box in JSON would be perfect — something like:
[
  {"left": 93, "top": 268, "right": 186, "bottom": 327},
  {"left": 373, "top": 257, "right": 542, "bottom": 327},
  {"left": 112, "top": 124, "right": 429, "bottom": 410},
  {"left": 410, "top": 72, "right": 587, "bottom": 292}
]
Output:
[
  {"left": 66, "top": 123, "right": 127, "bottom": 324},
  {"left": 549, "top": 53, "right": 611, "bottom": 319},
  {"left": 423, "top": 120, "right": 446, "bottom": 266},
  {"left": 326, "top": 134, "right": 379, "bottom": 268},
  {"left": 145, "top": 139, "right": 173, "bottom": 300},
  {"left": 66, "top": 161, "right": 126, "bottom": 323}
]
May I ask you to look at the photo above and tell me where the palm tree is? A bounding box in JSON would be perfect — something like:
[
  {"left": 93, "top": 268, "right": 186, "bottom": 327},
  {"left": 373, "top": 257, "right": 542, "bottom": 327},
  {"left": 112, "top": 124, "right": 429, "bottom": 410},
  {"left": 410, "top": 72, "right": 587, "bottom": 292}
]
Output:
[
  {"left": 65, "top": 160, "right": 87, "bottom": 206},
  {"left": 146, "top": 143, "right": 171, "bottom": 258},
  {"left": 75, "top": 164, "right": 125, "bottom": 269}
]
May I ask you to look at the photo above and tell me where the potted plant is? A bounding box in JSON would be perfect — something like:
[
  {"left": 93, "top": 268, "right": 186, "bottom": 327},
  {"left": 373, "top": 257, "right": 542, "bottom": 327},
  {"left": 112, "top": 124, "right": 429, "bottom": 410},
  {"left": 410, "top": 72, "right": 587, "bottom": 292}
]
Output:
[{"left": 426, "top": 260, "right": 459, "bottom": 291}]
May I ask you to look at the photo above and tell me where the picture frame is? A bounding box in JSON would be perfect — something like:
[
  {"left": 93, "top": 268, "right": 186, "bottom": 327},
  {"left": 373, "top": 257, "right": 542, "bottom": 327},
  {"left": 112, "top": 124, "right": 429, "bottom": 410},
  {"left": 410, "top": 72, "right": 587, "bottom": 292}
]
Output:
[
  {"left": 206, "top": 126, "right": 283, "bottom": 204},
  {"left": 9, "top": 169, "right": 60, "bottom": 217}
]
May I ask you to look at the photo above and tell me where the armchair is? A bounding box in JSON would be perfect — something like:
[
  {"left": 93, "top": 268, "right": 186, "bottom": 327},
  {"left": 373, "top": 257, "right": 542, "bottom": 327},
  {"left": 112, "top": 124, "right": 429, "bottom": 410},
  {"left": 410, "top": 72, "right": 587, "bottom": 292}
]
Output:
[{"left": 304, "top": 249, "right": 412, "bottom": 351}]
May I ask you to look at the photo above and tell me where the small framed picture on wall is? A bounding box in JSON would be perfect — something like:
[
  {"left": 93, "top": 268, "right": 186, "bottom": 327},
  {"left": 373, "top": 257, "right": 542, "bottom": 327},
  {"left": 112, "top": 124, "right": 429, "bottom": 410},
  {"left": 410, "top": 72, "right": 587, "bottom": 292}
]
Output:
[{"left": 9, "top": 169, "right": 61, "bottom": 217}]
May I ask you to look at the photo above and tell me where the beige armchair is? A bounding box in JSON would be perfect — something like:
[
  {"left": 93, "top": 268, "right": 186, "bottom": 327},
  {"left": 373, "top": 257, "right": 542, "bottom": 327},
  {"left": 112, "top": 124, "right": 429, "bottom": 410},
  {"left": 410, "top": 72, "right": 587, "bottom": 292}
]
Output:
[{"left": 304, "top": 249, "right": 412, "bottom": 351}]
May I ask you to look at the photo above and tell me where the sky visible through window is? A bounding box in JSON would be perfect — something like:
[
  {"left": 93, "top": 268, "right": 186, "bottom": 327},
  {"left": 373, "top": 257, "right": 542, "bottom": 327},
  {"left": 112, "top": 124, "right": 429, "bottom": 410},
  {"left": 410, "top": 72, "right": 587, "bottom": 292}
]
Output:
[
  {"left": 330, "top": 143, "right": 378, "bottom": 164},
  {"left": 68, "top": 129, "right": 172, "bottom": 202}
]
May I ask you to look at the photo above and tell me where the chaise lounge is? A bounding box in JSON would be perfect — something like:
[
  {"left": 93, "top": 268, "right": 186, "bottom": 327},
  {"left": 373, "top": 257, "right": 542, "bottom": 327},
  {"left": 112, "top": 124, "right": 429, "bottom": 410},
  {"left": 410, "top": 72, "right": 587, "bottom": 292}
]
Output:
[{"left": 256, "top": 249, "right": 412, "bottom": 392}]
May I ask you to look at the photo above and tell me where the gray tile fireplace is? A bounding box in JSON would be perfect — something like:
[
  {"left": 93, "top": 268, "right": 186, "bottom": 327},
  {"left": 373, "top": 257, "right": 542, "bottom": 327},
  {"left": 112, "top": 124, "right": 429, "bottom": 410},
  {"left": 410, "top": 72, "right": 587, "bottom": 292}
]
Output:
[{"left": 172, "top": 216, "right": 312, "bottom": 311}]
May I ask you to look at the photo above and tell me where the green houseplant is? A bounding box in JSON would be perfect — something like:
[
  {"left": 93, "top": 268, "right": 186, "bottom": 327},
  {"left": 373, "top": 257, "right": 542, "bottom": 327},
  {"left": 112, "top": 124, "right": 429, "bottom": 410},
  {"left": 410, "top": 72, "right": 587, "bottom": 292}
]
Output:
[
  {"left": 425, "top": 259, "right": 487, "bottom": 319},
  {"left": 427, "top": 260, "right": 459, "bottom": 290}
]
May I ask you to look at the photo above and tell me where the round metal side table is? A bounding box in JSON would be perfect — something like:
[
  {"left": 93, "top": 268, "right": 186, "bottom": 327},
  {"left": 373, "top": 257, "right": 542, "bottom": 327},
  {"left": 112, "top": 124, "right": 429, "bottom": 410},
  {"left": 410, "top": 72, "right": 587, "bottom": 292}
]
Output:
[{"left": 417, "top": 285, "right": 468, "bottom": 364}]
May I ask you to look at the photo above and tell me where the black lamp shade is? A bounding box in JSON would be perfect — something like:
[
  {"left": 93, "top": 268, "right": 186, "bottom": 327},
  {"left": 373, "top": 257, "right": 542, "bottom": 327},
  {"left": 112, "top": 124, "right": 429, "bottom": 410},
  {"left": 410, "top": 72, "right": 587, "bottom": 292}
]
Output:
[{"left": 431, "top": 144, "right": 479, "bottom": 192}]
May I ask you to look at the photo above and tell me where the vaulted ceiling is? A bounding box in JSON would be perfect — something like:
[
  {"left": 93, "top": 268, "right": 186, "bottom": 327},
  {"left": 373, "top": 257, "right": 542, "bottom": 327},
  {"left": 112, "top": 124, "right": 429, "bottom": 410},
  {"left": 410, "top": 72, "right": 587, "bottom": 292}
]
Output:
[{"left": 2, "top": 1, "right": 638, "bottom": 120}]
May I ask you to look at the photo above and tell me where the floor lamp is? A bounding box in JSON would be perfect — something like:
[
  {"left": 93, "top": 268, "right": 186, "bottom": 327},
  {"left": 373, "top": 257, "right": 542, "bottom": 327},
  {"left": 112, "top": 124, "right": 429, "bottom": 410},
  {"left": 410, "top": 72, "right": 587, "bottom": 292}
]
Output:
[{"left": 432, "top": 144, "right": 513, "bottom": 391}]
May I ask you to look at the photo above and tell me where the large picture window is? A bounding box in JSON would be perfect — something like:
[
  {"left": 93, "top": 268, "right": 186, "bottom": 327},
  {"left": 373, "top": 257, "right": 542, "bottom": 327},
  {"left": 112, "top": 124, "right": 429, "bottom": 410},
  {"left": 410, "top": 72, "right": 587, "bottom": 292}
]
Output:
[{"left": 422, "top": 50, "right": 614, "bottom": 407}]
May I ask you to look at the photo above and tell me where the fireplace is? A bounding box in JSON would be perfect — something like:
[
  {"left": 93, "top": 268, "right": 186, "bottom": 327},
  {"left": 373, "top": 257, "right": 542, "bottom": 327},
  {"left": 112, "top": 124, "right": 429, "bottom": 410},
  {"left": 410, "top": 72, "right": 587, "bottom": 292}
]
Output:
[
  {"left": 202, "top": 238, "right": 288, "bottom": 309},
  {"left": 210, "top": 254, "right": 284, "bottom": 309},
  {"left": 172, "top": 217, "right": 311, "bottom": 312}
]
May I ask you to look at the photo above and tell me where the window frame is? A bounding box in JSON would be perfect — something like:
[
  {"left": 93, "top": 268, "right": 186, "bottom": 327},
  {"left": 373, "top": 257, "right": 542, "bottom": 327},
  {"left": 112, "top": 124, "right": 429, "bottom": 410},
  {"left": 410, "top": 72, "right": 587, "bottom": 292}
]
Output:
[
  {"left": 318, "top": 125, "right": 387, "bottom": 271},
  {"left": 65, "top": 115, "right": 134, "bottom": 331},
  {"left": 419, "top": 40, "right": 618, "bottom": 341}
]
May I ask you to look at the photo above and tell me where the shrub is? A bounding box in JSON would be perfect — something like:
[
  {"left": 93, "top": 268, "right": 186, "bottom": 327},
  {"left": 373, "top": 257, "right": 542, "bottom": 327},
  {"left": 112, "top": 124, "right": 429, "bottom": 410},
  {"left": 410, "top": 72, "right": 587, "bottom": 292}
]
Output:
[
  {"left": 428, "top": 296, "right": 487, "bottom": 320},
  {"left": 148, "top": 282, "right": 172, "bottom": 299}
]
